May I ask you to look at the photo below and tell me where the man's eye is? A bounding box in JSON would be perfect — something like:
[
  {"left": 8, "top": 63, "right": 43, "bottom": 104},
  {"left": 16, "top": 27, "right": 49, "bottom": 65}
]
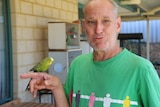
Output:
[
  {"left": 103, "top": 20, "right": 110, "bottom": 24},
  {"left": 87, "top": 21, "right": 96, "bottom": 25}
]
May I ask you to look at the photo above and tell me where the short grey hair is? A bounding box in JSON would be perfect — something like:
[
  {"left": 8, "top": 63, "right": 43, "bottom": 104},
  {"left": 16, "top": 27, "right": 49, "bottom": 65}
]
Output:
[{"left": 83, "top": 0, "right": 119, "bottom": 16}]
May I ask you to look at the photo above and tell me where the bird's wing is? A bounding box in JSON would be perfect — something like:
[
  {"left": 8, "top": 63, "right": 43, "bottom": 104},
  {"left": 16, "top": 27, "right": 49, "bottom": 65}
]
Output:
[{"left": 30, "top": 61, "right": 43, "bottom": 72}]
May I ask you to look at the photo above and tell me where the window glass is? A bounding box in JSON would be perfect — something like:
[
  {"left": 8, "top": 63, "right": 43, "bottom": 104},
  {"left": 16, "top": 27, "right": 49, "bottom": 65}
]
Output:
[{"left": 0, "top": 0, "right": 13, "bottom": 104}]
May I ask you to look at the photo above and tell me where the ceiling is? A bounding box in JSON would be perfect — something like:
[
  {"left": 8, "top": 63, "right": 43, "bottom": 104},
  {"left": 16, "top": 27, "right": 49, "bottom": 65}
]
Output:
[{"left": 78, "top": 0, "right": 160, "bottom": 21}]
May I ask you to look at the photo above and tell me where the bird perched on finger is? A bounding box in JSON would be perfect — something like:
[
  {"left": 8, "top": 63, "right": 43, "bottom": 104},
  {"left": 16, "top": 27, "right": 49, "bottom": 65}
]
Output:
[{"left": 25, "top": 57, "right": 54, "bottom": 90}]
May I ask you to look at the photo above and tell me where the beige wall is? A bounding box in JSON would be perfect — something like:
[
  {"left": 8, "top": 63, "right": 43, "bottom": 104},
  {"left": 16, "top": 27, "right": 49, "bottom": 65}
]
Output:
[{"left": 10, "top": 0, "right": 78, "bottom": 102}]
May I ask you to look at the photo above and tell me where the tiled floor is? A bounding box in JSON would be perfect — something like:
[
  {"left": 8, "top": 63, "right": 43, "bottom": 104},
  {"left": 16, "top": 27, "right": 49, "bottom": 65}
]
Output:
[
  {"left": 0, "top": 98, "right": 54, "bottom": 107},
  {"left": 11, "top": 102, "right": 54, "bottom": 107}
]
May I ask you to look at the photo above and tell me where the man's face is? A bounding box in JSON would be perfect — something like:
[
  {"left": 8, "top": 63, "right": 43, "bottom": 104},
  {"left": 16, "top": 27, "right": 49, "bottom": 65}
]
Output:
[{"left": 83, "top": 0, "right": 121, "bottom": 51}]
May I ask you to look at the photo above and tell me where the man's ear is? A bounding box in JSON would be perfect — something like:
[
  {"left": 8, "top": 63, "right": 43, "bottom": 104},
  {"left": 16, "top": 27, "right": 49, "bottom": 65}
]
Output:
[{"left": 116, "top": 16, "right": 121, "bottom": 33}]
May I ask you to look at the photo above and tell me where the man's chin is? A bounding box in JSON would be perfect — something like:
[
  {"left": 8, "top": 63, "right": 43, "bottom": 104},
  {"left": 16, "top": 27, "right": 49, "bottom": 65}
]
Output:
[{"left": 93, "top": 47, "right": 109, "bottom": 52}]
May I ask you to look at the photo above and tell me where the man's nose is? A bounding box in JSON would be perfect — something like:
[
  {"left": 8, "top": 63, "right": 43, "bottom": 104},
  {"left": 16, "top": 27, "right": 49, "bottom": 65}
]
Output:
[{"left": 95, "top": 22, "right": 104, "bottom": 34}]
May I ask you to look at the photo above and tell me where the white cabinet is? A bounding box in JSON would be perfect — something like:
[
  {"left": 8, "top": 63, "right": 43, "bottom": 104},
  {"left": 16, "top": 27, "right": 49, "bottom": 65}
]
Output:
[
  {"left": 48, "top": 49, "right": 82, "bottom": 84},
  {"left": 80, "top": 41, "right": 93, "bottom": 54},
  {"left": 48, "top": 22, "right": 80, "bottom": 50},
  {"left": 48, "top": 22, "right": 82, "bottom": 83}
]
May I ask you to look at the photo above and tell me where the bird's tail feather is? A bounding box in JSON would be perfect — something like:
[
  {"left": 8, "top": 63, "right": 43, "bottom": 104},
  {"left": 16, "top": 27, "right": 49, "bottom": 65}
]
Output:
[{"left": 25, "top": 79, "right": 31, "bottom": 91}]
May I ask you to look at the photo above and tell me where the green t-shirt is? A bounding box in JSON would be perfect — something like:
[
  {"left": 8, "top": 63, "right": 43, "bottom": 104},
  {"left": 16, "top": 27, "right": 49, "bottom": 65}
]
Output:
[{"left": 64, "top": 48, "right": 160, "bottom": 107}]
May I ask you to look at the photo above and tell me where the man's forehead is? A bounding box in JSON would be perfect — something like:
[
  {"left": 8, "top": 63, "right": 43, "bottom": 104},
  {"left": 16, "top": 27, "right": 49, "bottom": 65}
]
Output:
[
  {"left": 85, "top": 16, "right": 111, "bottom": 20},
  {"left": 84, "top": 0, "right": 117, "bottom": 18}
]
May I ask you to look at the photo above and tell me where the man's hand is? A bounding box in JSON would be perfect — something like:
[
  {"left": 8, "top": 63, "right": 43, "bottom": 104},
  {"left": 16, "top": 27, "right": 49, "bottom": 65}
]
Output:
[{"left": 20, "top": 72, "right": 61, "bottom": 97}]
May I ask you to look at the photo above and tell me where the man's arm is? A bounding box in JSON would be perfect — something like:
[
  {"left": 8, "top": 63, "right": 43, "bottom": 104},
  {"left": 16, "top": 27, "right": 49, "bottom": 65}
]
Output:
[
  {"left": 20, "top": 72, "right": 69, "bottom": 107},
  {"left": 52, "top": 84, "right": 69, "bottom": 107}
]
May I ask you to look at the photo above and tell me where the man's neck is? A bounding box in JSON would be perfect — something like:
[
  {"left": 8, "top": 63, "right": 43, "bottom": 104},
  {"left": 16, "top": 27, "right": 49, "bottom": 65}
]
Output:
[{"left": 93, "top": 47, "right": 122, "bottom": 61}]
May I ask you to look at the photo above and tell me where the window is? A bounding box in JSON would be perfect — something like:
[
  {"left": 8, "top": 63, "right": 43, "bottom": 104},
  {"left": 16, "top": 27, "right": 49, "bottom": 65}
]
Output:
[{"left": 0, "top": 0, "right": 13, "bottom": 104}]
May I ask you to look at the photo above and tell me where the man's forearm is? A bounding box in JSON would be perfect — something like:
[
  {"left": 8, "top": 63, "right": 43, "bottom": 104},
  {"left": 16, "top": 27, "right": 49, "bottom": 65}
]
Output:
[{"left": 52, "top": 84, "right": 69, "bottom": 107}]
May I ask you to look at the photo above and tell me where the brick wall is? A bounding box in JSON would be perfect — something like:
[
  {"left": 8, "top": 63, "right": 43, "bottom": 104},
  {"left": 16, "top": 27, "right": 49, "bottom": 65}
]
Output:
[{"left": 10, "top": 0, "right": 78, "bottom": 102}]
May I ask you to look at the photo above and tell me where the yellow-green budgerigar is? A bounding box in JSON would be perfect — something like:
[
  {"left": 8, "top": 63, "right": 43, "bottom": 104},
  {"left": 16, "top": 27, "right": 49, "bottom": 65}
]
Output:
[{"left": 25, "top": 57, "right": 54, "bottom": 90}]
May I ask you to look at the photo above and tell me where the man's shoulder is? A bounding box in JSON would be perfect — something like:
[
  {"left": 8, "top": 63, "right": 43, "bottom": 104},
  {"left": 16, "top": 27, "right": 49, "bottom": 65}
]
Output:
[{"left": 71, "top": 53, "right": 92, "bottom": 65}]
